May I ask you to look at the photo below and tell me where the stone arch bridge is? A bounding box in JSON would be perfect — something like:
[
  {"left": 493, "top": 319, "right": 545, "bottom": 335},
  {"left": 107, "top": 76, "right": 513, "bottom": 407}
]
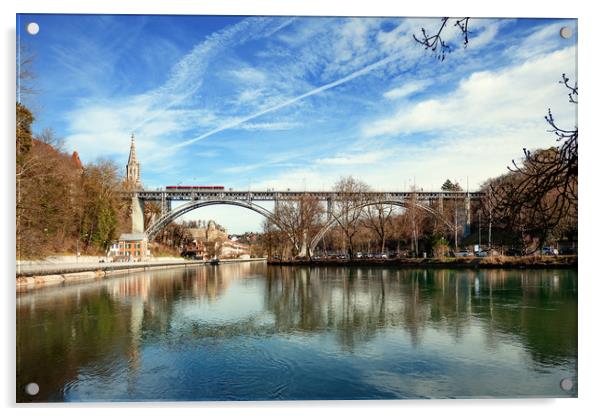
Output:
[{"left": 130, "top": 188, "right": 483, "bottom": 255}]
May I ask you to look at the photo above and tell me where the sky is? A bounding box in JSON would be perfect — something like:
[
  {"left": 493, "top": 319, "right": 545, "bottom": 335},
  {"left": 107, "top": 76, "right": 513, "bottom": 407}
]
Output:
[{"left": 17, "top": 14, "right": 577, "bottom": 233}]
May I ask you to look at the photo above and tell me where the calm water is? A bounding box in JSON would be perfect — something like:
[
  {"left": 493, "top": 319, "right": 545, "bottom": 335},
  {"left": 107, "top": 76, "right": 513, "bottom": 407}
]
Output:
[{"left": 16, "top": 263, "right": 577, "bottom": 401}]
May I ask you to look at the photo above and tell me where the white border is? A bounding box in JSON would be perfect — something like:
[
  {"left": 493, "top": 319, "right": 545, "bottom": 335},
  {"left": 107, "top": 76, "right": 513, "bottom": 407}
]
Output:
[{"left": 2, "top": 1, "right": 600, "bottom": 415}]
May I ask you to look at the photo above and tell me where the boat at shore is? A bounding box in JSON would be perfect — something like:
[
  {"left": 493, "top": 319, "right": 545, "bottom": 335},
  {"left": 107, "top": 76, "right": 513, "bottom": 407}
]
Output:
[{"left": 209, "top": 258, "right": 220, "bottom": 265}]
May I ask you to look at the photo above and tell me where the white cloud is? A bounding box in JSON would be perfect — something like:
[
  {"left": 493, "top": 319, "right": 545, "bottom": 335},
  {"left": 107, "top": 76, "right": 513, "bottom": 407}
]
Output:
[
  {"left": 229, "top": 67, "right": 268, "bottom": 84},
  {"left": 316, "top": 151, "right": 387, "bottom": 166},
  {"left": 235, "top": 89, "right": 264, "bottom": 103},
  {"left": 383, "top": 79, "right": 432, "bottom": 100},
  {"left": 363, "top": 46, "right": 576, "bottom": 138},
  {"left": 506, "top": 21, "right": 577, "bottom": 61}
]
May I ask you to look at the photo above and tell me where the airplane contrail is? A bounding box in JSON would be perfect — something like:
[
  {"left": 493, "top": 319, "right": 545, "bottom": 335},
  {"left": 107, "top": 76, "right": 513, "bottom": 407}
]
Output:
[{"left": 175, "top": 51, "right": 404, "bottom": 148}]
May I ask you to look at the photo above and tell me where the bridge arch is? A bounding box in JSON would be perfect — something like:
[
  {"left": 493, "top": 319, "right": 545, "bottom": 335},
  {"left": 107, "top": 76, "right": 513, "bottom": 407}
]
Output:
[
  {"left": 145, "top": 199, "right": 284, "bottom": 242},
  {"left": 309, "top": 200, "right": 455, "bottom": 253}
]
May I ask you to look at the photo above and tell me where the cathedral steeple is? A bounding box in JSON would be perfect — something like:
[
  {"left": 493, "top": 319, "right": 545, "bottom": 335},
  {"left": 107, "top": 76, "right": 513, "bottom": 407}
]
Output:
[{"left": 126, "top": 133, "right": 141, "bottom": 188}]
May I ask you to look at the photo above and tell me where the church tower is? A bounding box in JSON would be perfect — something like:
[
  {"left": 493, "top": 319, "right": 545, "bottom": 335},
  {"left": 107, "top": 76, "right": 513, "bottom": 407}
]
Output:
[{"left": 126, "top": 133, "right": 141, "bottom": 189}]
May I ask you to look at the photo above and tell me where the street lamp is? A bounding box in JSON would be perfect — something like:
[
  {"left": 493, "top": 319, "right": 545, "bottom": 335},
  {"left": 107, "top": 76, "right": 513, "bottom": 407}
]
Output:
[{"left": 77, "top": 232, "right": 88, "bottom": 263}]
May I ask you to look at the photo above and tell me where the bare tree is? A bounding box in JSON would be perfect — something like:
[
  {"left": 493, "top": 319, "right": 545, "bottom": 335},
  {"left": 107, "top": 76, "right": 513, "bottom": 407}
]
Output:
[
  {"left": 491, "top": 75, "right": 578, "bottom": 250},
  {"left": 273, "top": 194, "right": 324, "bottom": 257},
  {"left": 144, "top": 201, "right": 162, "bottom": 229},
  {"left": 332, "top": 176, "right": 370, "bottom": 259},
  {"left": 17, "top": 39, "right": 36, "bottom": 101},
  {"left": 36, "top": 128, "right": 65, "bottom": 150},
  {"left": 362, "top": 194, "right": 395, "bottom": 254},
  {"left": 413, "top": 17, "right": 471, "bottom": 61}
]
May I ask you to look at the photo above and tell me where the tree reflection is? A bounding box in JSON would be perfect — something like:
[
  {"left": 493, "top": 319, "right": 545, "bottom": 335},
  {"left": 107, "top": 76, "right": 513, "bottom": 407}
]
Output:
[{"left": 264, "top": 266, "right": 577, "bottom": 362}]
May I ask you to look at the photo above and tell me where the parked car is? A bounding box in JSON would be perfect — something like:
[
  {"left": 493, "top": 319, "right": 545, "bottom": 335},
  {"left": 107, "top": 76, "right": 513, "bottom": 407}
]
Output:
[
  {"left": 542, "top": 247, "right": 559, "bottom": 256},
  {"left": 476, "top": 250, "right": 488, "bottom": 257},
  {"left": 455, "top": 250, "right": 471, "bottom": 257}
]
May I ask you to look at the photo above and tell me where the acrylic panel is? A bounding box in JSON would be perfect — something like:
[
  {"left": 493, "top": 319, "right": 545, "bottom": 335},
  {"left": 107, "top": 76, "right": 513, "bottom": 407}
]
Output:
[{"left": 16, "top": 14, "right": 578, "bottom": 402}]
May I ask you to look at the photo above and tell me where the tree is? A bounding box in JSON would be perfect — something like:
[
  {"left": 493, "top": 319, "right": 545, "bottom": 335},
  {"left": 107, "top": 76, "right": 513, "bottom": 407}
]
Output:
[
  {"left": 144, "top": 201, "right": 162, "bottom": 229},
  {"left": 78, "top": 160, "right": 125, "bottom": 251},
  {"left": 154, "top": 222, "right": 193, "bottom": 253},
  {"left": 362, "top": 194, "right": 395, "bottom": 254},
  {"left": 260, "top": 219, "right": 288, "bottom": 259},
  {"left": 413, "top": 17, "right": 470, "bottom": 61},
  {"left": 439, "top": 179, "right": 464, "bottom": 250},
  {"left": 273, "top": 194, "right": 324, "bottom": 257},
  {"left": 491, "top": 76, "right": 578, "bottom": 251},
  {"left": 441, "top": 179, "right": 462, "bottom": 192},
  {"left": 331, "top": 176, "right": 370, "bottom": 259},
  {"left": 17, "top": 39, "right": 36, "bottom": 100},
  {"left": 430, "top": 235, "right": 450, "bottom": 258}
]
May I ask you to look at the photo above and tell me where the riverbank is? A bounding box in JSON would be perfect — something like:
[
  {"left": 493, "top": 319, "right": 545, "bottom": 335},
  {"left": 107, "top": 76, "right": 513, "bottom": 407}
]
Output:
[
  {"left": 16, "top": 257, "right": 267, "bottom": 290},
  {"left": 267, "top": 255, "right": 577, "bottom": 269}
]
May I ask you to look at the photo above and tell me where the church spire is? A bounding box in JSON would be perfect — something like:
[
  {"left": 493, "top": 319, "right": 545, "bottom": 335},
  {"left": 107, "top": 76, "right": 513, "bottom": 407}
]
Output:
[
  {"left": 126, "top": 133, "right": 141, "bottom": 188},
  {"left": 128, "top": 133, "right": 138, "bottom": 165}
]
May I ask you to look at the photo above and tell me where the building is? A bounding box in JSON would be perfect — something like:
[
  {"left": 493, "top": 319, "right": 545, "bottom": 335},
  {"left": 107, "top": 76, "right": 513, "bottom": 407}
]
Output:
[
  {"left": 220, "top": 240, "right": 251, "bottom": 258},
  {"left": 126, "top": 133, "right": 141, "bottom": 189},
  {"left": 117, "top": 233, "right": 149, "bottom": 261},
  {"left": 107, "top": 242, "right": 120, "bottom": 258},
  {"left": 183, "top": 221, "right": 251, "bottom": 259}
]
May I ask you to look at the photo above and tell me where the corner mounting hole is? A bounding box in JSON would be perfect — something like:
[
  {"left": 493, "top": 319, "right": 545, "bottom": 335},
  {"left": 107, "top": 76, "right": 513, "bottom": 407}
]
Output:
[
  {"left": 25, "top": 382, "right": 39, "bottom": 396},
  {"left": 560, "top": 378, "right": 573, "bottom": 391},
  {"left": 559, "top": 27, "right": 572, "bottom": 39},
  {"left": 26, "top": 22, "right": 40, "bottom": 35}
]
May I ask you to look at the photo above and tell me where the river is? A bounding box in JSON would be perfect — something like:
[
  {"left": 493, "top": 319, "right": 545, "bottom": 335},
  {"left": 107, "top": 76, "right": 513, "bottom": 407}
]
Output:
[{"left": 16, "top": 262, "right": 577, "bottom": 401}]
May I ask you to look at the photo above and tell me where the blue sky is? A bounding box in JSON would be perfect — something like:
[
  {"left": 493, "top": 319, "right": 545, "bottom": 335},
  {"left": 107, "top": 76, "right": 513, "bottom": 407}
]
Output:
[{"left": 17, "top": 15, "right": 577, "bottom": 233}]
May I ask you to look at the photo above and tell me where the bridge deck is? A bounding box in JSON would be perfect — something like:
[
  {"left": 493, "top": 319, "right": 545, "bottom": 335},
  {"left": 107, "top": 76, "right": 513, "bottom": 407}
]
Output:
[{"left": 132, "top": 189, "right": 484, "bottom": 202}]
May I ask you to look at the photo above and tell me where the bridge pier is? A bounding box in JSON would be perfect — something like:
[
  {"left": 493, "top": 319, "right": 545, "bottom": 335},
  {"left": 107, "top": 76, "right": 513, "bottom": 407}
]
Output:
[
  {"left": 300, "top": 229, "right": 309, "bottom": 257},
  {"left": 131, "top": 195, "right": 145, "bottom": 234},
  {"left": 464, "top": 195, "right": 471, "bottom": 237},
  {"left": 160, "top": 192, "right": 171, "bottom": 217},
  {"left": 326, "top": 197, "right": 333, "bottom": 221}
]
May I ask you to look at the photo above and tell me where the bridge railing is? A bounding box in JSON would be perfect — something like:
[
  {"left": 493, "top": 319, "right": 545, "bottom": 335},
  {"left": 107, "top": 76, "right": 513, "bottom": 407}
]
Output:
[{"left": 129, "top": 189, "right": 484, "bottom": 202}]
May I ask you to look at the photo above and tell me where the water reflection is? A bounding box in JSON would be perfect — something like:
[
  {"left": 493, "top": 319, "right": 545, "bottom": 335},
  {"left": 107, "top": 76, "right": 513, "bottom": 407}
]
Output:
[{"left": 17, "top": 264, "right": 577, "bottom": 401}]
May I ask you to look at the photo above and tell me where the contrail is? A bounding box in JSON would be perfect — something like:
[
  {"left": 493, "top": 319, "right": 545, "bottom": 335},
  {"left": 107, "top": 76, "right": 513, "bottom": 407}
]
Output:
[
  {"left": 132, "top": 17, "right": 297, "bottom": 133},
  {"left": 175, "top": 52, "right": 403, "bottom": 148}
]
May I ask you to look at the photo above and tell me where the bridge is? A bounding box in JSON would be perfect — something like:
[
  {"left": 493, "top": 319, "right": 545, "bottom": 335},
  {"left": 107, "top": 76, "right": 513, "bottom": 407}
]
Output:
[
  {"left": 123, "top": 134, "right": 483, "bottom": 255},
  {"left": 130, "top": 188, "right": 483, "bottom": 254}
]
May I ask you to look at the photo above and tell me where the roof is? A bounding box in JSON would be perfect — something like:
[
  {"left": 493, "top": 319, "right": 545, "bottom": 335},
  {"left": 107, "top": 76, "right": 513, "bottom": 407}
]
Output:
[{"left": 119, "top": 233, "right": 147, "bottom": 241}]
